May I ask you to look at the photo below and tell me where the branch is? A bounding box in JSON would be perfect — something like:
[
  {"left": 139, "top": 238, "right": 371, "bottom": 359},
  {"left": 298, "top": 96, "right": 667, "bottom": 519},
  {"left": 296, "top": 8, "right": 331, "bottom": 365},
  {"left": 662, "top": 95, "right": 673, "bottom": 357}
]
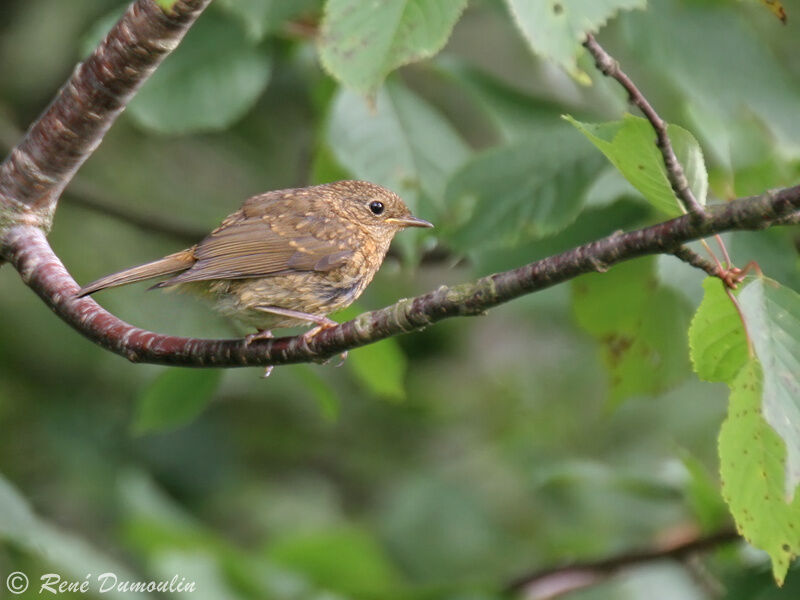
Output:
[
  {"left": 2, "top": 186, "right": 798, "bottom": 369},
  {"left": 504, "top": 528, "right": 739, "bottom": 596},
  {"left": 583, "top": 34, "right": 706, "bottom": 218},
  {"left": 0, "top": 0, "right": 211, "bottom": 230}
]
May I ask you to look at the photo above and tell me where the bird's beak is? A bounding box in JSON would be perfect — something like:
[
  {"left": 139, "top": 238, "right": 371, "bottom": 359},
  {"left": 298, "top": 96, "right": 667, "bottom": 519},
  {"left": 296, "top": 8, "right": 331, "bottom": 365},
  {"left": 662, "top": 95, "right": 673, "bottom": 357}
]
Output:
[{"left": 386, "top": 215, "right": 434, "bottom": 228}]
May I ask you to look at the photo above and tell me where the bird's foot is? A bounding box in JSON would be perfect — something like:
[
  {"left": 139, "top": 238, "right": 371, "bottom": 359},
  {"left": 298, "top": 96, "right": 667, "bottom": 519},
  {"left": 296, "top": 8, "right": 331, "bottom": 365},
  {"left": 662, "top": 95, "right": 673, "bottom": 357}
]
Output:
[
  {"left": 261, "top": 365, "right": 274, "bottom": 378},
  {"left": 301, "top": 319, "right": 339, "bottom": 343},
  {"left": 302, "top": 320, "right": 347, "bottom": 366}
]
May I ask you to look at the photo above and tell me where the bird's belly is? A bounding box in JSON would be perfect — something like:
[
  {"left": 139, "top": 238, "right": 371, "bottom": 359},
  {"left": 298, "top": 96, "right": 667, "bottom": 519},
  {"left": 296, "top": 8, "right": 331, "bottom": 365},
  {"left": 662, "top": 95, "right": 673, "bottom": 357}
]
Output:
[{"left": 193, "top": 272, "right": 369, "bottom": 331}]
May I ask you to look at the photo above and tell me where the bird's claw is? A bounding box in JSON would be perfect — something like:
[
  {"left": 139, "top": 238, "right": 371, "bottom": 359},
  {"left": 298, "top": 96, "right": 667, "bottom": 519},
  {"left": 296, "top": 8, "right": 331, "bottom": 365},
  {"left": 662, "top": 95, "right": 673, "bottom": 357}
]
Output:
[{"left": 245, "top": 329, "right": 273, "bottom": 346}]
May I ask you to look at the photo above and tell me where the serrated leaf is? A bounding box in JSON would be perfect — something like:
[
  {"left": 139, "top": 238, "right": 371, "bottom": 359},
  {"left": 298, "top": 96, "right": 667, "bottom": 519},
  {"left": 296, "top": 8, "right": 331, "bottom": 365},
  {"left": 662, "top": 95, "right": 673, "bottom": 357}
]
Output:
[
  {"left": 572, "top": 257, "right": 691, "bottom": 405},
  {"left": 444, "top": 123, "right": 606, "bottom": 251},
  {"left": 738, "top": 279, "right": 800, "bottom": 496},
  {"left": 689, "top": 277, "right": 749, "bottom": 383},
  {"left": 129, "top": 14, "right": 271, "bottom": 134},
  {"left": 133, "top": 369, "right": 222, "bottom": 434},
  {"left": 719, "top": 360, "right": 800, "bottom": 585},
  {"left": 566, "top": 114, "right": 708, "bottom": 216},
  {"left": 506, "top": 0, "right": 645, "bottom": 83},
  {"left": 319, "top": 0, "right": 467, "bottom": 95},
  {"left": 327, "top": 78, "right": 470, "bottom": 215}
]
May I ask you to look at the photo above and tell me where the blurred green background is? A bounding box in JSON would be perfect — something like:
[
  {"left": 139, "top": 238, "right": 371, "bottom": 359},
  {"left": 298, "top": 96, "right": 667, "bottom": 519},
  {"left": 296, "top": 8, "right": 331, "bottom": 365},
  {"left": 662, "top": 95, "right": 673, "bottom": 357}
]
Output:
[{"left": 1, "top": 0, "right": 799, "bottom": 598}]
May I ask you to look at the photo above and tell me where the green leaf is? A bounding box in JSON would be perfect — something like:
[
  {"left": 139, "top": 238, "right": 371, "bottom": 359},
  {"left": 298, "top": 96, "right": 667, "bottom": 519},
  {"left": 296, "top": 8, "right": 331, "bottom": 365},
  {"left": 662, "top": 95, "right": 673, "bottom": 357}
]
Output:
[
  {"left": 572, "top": 257, "right": 692, "bottom": 405},
  {"left": 217, "top": 0, "right": 321, "bottom": 41},
  {"left": 444, "top": 123, "right": 606, "bottom": 252},
  {"left": 506, "top": 0, "right": 645, "bottom": 83},
  {"left": 133, "top": 369, "right": 222, "bottom": 434},
  {"left": 266, "top": 526, "right": 401, "bottom": 598},
  {"left": 327, "top": 78, "right": 470, "bottom": 214},
  {"left": 719, "top": 360, "right": 800, "bottom": 585},
  {"left": 348, "top": 339, "right": 408, "bottom": 402},
  {"left": 129, "top": 14, "right": 271, "bottom": 134},
  {"left": 566, "top": 113, "right": 708, "bottom": 216},
  {"left": 738, "top": 279, "right": 800, "bottom": 495},
  {"left": 318, "top": 0, "right": 467, "bottom": 95},
  {"left": 434, "top": 60, "right": 565, "bottom": 142},
  {"left": 689, "top": 277, "right": 749, "bottom": 383}
]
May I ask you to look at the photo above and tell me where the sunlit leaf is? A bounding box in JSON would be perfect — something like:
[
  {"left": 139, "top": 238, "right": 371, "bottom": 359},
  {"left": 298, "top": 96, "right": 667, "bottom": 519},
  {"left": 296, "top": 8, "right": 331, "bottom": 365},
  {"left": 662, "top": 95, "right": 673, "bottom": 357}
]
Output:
[
  {"left": 572, "top": 257, "right": 692, "bottom": 405},
  {"left": 506, "top": 0, "right": 645, "bottom": 83},
  {"left": 319, "top": 0, "right": 467, "bottom": 95},
  {"left": 133, "top": 369, "right": 222, "bottom": 434},
  {"left": 566, "top": 114, "right": 708, "bottom": 216},
  {"left": 719, "top": 361, "right": 800, "bottom": 585}
]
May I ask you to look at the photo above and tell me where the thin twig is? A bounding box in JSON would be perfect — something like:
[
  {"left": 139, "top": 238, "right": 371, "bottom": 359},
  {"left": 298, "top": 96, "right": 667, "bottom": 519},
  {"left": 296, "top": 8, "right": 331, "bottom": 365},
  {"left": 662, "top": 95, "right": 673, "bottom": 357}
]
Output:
[
  {"left": 3, "top": 184, "right": 799, "bottom": 370},
  {"left": 583, "top": 34, "right": 706, "bottom": 218},
  {"left": 505, "top": 528, "right": 739, "bottom": 595}
]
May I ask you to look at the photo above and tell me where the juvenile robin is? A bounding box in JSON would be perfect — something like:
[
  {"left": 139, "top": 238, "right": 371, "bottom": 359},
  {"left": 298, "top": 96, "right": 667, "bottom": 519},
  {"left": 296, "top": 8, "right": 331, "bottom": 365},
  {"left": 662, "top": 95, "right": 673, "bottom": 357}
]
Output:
[{"left": 78, "top": 180, "right": 433, "bottom": 374}]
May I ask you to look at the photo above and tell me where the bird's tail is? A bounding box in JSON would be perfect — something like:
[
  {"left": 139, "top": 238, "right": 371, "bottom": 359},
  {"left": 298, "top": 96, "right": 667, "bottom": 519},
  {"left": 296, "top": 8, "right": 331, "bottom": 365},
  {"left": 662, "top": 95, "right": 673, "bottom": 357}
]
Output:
[{"left": 77, "top": 250, "right": 195, "bottom": 297}]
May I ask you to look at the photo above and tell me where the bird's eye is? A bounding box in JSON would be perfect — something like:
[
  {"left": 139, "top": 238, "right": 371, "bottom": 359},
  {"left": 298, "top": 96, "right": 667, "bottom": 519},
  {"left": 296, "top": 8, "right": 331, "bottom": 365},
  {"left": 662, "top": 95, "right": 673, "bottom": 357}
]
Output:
[{"left": 368, "top": 200, "right": 384, "bottom": 215}]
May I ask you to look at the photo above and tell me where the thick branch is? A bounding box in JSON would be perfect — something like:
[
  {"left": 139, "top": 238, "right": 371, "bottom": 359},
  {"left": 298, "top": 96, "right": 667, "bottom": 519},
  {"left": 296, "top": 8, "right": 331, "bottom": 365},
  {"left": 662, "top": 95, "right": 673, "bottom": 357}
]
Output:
[
  {"left": 0, "top": 0, "right": 211, "bottom": 230},
  {"left": 505, "top": 528, "right": 739, "bottom": 596},
  {"left": 583, "top": 34, "right": 706, "bottom": 218},
  {"left": 2, "top": 186, "right": 798, "bottom": 369}
]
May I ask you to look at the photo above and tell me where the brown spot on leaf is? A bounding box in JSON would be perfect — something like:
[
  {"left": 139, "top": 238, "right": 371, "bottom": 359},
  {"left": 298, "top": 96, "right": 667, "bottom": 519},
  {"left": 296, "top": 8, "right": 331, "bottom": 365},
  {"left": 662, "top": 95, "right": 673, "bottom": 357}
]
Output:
[{"left": 602, "top": 334, "right": 634, "bottom": 365}]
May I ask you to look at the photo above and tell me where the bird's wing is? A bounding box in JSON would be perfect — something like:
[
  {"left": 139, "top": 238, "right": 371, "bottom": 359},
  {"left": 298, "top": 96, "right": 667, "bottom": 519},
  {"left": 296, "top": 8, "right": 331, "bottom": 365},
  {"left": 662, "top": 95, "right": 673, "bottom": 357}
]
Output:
[{"left": 158, "top": 213, "right": 355, "bottom": 286}]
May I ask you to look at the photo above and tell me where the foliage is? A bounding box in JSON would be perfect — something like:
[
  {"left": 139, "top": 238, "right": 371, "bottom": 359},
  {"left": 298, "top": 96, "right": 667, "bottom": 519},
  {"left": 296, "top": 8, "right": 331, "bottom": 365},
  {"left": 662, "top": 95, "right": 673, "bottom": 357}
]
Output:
[{"left": 1, "top": 0, "right": 799, "bottom": 598}]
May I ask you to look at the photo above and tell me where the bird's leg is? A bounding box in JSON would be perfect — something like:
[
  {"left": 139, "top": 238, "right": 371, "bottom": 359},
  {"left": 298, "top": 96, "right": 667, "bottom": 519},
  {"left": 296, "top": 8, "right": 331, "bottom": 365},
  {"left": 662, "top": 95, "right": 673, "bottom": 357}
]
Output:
[{"left": 252, "top": 306, "right": 347, "bottom": 363}]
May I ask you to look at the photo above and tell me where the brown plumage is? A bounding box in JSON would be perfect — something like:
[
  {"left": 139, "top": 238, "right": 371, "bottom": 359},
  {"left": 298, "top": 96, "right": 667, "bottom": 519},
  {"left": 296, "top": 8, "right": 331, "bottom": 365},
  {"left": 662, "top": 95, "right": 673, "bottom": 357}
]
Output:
[{"left": 78, "top": 180, "right": 432, "bottom": 340}]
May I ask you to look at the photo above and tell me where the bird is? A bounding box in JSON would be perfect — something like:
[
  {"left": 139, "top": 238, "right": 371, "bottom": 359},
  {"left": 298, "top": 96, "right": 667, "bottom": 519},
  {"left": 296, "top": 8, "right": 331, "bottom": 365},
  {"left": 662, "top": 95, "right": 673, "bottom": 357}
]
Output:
[{"left": 77, "top": 180, "right": 433, "bottom": 374}]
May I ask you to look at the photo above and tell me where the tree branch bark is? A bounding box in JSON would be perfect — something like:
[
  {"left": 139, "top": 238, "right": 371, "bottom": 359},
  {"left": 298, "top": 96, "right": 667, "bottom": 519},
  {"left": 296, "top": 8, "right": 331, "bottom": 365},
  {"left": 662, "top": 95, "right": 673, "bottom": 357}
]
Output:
[{"left": 3, "top": 186, "right": 797, "bottom": 369}]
